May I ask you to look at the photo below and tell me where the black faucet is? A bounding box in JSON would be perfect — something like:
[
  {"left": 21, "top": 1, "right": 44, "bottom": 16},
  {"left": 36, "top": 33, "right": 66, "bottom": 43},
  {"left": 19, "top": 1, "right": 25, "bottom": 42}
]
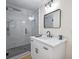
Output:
[{"left": 46, "top": 31, "right": 52, "bottom": 37}]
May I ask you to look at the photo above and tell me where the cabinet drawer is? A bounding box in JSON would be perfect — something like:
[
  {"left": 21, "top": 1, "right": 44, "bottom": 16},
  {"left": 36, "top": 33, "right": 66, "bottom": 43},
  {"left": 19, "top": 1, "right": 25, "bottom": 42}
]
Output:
[
  {"left": 37, "top": 41, "right": 54, "bottom": 59},
  {"left": 31, "top": 38, "right": 54, "bottom": 59}
]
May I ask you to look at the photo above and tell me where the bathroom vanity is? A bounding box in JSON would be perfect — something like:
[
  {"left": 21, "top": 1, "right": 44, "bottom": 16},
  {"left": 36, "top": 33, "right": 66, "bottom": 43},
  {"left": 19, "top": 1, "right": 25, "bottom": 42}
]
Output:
[{"left": 31, "top": 36, "right": 66, "bottom": 59}]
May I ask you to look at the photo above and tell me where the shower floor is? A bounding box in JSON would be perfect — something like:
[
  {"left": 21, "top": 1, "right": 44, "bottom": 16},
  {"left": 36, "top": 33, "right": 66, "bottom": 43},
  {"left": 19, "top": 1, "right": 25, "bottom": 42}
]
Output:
[
  {"left": 6, "top": 44, "right": 31, "bottom": 59},
  {"left": 9, "top": 51, "right": 31, "bottom": 59}
]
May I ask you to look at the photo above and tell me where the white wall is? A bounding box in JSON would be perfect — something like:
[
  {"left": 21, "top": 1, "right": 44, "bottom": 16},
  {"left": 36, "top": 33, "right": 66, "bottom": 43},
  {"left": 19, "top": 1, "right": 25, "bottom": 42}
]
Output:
[
  {"left": 39, "top": 0, "right": 72, "bottom": 59},
  {"left": 6, "top": 5, "right": 33, "bottom": 49}
]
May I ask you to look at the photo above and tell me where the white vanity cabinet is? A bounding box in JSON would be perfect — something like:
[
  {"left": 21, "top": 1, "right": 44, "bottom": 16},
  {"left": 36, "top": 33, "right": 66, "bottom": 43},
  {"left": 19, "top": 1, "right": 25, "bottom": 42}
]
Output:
[{"left": 31, "top": 37, "right": 66, "bottom": 59}]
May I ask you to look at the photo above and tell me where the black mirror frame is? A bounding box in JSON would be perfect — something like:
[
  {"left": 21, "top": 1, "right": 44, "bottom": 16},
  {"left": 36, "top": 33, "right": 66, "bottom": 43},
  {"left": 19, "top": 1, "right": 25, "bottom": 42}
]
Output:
[{"left": 44, "top": 9, "right": 61, "bottom": 29}]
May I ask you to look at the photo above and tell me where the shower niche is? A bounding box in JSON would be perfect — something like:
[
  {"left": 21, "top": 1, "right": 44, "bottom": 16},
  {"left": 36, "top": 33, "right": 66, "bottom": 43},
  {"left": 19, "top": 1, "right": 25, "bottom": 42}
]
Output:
[{"left": 44, "top": 9, "right": 61, "bottom": 28}]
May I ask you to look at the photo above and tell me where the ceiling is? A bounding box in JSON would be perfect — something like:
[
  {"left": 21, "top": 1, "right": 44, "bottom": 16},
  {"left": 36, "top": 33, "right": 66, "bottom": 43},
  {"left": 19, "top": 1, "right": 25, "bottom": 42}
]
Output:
[{"left": 6, "top": 0, "right": 50, "bottom": 10}]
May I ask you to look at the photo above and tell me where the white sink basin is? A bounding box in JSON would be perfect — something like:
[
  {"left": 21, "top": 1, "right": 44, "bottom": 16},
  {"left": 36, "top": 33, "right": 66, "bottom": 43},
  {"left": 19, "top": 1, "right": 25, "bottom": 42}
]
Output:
[{"left": 31, "top": 36, "right": 66, "bottom": 47}]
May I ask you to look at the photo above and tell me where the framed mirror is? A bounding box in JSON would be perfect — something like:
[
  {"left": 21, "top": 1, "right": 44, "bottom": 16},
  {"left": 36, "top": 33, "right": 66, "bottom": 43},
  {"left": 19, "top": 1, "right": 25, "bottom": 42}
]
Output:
[{"left": 44, "top": 9, "right": 61, "bottom": 28}]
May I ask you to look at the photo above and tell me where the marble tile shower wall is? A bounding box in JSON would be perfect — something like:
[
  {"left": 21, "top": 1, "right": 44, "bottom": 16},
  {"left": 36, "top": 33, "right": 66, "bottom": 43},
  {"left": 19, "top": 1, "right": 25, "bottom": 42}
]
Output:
[{"left": 6, "top": 7, "right": 33, "bottom": 49}]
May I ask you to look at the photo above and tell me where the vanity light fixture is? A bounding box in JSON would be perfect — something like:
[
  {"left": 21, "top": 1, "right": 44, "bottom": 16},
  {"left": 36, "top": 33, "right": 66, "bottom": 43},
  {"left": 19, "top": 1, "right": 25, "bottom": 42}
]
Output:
[{"left": 45, "top": 0, "right": 53, "bottom": 7}]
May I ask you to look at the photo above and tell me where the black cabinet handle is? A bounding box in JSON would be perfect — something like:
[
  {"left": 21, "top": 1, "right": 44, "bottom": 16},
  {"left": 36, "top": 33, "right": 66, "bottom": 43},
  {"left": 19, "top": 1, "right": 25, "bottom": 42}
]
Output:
[
  {"left": 35, "top": 48, "right": 38, "bottom": 54},
  {"left": 43, "top": 46, "right": 48, "bottom": 50}
]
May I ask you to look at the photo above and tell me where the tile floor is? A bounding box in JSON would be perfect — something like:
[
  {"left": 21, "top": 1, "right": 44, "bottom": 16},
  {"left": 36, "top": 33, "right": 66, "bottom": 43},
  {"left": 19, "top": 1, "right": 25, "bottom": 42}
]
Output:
[{"left": 6, "top": 44, "right": 31, "bottom": 59}]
